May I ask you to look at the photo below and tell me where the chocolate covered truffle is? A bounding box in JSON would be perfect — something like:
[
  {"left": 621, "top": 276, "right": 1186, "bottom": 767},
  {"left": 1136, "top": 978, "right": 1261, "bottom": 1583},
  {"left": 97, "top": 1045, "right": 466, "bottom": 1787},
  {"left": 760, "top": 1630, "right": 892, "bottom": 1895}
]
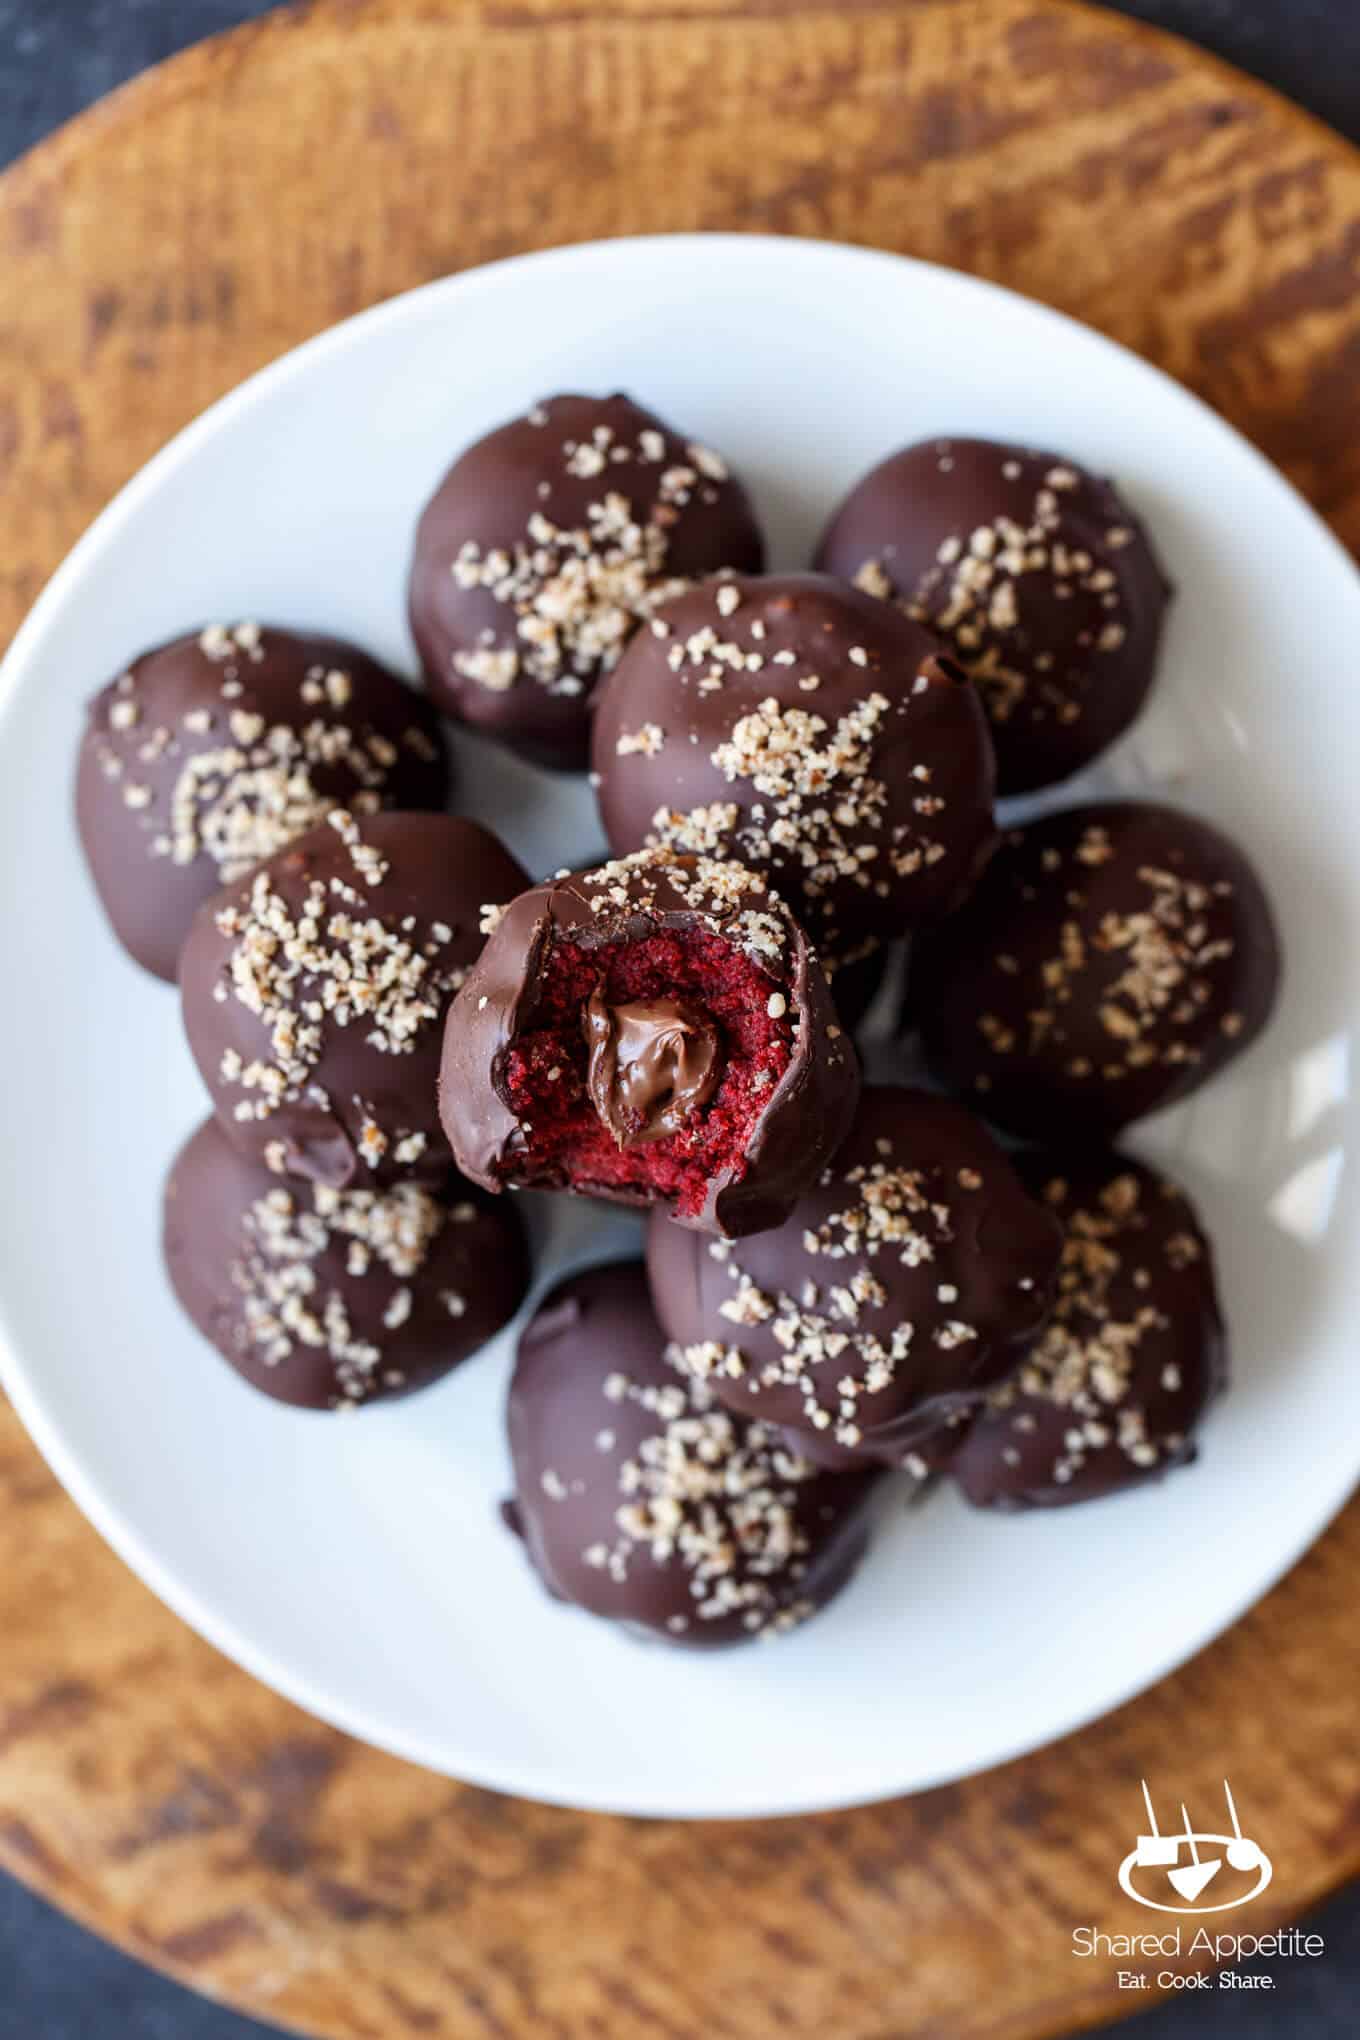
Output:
[
  {"left": 815, "top": 438, "right": 1171, "bottom": 794},
  {"left": 505, "top": 1262, "right": 881, "bottom": 1645},
  {"left": 822, "top": 938, "right": 888, "bottom": 1032},
  {"left": 908, "top": 801, "right": 1280, "bottom": 1141},
  {"left": 180, "top": 809, "right": 529, "bottom": 1187},
  {"left": 408, "top": 393, "right": 765, "bottom": 770},
  {"left": 647, "top": 1085, "right": 1062, "bottom": 1462},
  {"left": 164, "top": 1118, "right": 529, "bottom": 1410},
  {"left": 948, "top": 1151, "right": 1225, "bottom": 1507},
  {"left": 76, "top": 622, "right": 448, "bottom": 981},
  {"left": 591, "top": 572, "right": 995, "bottom": 954},
  {"left": 438, "top": 845, "right": 859, "bottom": 1238}
]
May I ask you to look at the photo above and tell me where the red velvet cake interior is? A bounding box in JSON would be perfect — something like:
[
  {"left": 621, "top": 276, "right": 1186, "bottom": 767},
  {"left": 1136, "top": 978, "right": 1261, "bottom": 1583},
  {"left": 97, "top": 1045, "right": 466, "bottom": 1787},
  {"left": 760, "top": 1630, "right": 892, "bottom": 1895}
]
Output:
[{"left": 501, "top": 928, "right": 794, "bottom": 1219}]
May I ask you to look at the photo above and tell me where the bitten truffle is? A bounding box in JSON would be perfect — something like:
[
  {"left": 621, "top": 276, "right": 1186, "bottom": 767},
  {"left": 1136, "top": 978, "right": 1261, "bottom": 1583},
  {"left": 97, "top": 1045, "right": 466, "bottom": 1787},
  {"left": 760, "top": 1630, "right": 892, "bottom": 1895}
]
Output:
[
  {"left": 180, "top": 809, "right": 529, "bottom": 1187},
  {"left": 948, "top": 1151, "right": 1225, "bottom": 1507},
  {"left": 408, "top": 393, "right": 765, "bottom": 770},
  {"left": 438, "top": 846, "right": 860, "bottom": 1238},
  {"left": 907, "top": 800, "right": 1280, "bottom": 1141},
  {"left": 815, "top": 438, "right": 1171, "bottom": 794},
  {"left": 646, "top": 1085, "right": 1062, "bottom": 1462},
  {"left": 163, "top": 1118, "right": 529, "bottom": 1410},
  {"left": 591, "top": 572, "right": 995, "bottom": 954},
  {"left": 505, "top": 1261, "right": 881, "bottom": 1645},
  {"left": 76, "top": 623, "right": 449, "bottom": 981}
]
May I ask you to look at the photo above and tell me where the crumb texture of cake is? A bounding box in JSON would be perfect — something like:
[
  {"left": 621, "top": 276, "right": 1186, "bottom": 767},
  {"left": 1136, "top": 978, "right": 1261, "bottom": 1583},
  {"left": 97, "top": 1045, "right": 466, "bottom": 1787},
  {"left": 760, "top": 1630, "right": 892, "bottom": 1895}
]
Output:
[
  {"left": 438, "top": 845, "right": 860, "bottom": 1237},
  {"left": 505, "top": 1261, "right": 881, "bottom": 1645}
]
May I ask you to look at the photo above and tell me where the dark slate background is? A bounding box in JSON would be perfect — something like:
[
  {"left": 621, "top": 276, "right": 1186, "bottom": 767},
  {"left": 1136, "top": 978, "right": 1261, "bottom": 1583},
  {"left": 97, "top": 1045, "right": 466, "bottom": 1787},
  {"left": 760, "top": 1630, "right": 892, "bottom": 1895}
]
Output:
[{"left": 0, "top": 3, "right": 1357, "bottom": 2035}]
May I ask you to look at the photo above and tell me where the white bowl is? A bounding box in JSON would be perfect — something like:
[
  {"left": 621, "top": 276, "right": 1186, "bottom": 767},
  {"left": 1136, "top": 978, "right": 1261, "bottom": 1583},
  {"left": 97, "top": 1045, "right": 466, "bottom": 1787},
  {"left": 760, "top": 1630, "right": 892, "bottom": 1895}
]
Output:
[{"left": 1, "top": 236, "right": 1357, "bottom": 1819}]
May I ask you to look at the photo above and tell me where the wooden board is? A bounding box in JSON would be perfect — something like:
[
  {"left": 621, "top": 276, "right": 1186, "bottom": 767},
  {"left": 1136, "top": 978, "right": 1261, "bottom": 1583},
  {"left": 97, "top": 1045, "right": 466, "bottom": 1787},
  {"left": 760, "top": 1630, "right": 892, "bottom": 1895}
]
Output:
[{"left": 2, "top": 3, "right": 1359, "bottom": 2034}]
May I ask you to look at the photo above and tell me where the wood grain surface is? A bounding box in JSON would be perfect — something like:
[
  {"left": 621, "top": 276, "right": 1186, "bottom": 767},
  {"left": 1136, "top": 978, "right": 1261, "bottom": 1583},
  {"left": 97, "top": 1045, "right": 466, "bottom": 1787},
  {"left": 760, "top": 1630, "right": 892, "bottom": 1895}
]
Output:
[{"left": 2, "top": 3, "right": 1359, "bottom": 2036}]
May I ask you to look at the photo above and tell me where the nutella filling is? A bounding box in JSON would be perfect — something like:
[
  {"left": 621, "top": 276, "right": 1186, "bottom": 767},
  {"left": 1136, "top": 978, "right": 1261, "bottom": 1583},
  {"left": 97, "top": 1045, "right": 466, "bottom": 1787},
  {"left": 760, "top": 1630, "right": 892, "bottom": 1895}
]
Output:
[{"left": 583, "top": 989, "right": 722, "bottom": 1148}]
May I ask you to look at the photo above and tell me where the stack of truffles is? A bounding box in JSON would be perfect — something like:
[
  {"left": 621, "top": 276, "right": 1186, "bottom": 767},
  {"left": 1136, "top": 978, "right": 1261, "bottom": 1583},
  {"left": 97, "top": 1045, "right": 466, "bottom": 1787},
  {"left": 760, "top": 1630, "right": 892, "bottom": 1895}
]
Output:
[{"left": 76, "top": 392, "right": 1280, "bottom": 1649}]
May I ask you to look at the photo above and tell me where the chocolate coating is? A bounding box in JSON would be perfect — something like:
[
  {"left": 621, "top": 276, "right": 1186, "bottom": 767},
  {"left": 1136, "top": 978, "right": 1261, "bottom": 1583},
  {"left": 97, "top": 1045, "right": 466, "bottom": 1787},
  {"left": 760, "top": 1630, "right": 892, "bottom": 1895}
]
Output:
[
  {"left": 180, "top": 810, "right": 529, "bottom": 1188},
  {"left": 76, "top": 622, "right": 449, "bottom": 981},
  {"left": 646, "top": 1085, "right": 1063, "bottom": 1462},
  {"left": 777, "top": 1417, "right": 960, "bottom": 1481},
  {"left": 408, "top": 393, "right": 765, "bottom": 770},
  {"left": 164, "top": 1118, "right": 528, "bottom": 1410},
  {"left": 948, "top": 1151, "right": 1225, "bottom": 1507},
  {"left": 583, "top": 992, "right": 721, "bottom": 1148},
  {"left": 822, "top": 939, "right": 889, "bottom": 1032},
  {"left": 908, "top": 801, "right": 1281, "bottom": 1141},
  {"left": 591, "top": 571, "right": 996, "bottom": 953},
  {"left": 815, "top": 437, "right": 1171, "bottom": 795},
  {"left": 438, "top": 845, "right": 860, "bottom": 1238},
  {"left": 505, "top": 1262, "right": 881, "bottom": 1645}
]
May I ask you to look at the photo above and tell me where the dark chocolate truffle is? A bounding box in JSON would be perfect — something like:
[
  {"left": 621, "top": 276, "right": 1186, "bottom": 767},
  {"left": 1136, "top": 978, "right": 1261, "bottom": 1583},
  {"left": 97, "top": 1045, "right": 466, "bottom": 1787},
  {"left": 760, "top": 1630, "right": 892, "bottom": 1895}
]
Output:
[
  {"left": 438, "top": 845, "right": 860, "bottom": 1238},
  {"left": 948, "top": 1151, "right": 1225, "bottom": 1507},
  {"left": 815, "top": 438, "right": 1171, "bottom": 794},
  {"left": 908, "top": 801, "right": 1280, "bottom": 1141},
  {"left": 822, "top": 938, "right": 888, "bottom": 1032},
  {"left": 180, "top": 809, "right": 529, "bottom": 1188},
  {"left": 646, "top": 1085, "right": 1062, "bottom": 1462},
  {"left": 505, "top": 1262, "right": 881, "bottom": 1645},
  {"left": 76, "top": 622, "right": 449, "bottom": 981},
  {"left": 408, "top": 393, "right": 765, "bottom": 770},
  {"left": 164, "top": 1118, "right": 528, "bottom": 1410},
  {"left": 591, "top": 572, "right": 996, "bottom": 953}
]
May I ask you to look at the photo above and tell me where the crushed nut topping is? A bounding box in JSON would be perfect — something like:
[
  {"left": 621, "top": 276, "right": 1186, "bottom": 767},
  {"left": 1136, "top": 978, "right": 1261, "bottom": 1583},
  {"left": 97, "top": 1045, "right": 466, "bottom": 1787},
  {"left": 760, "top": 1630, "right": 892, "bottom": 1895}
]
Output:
[
  {"left": 590, "top": 1354, "right": 826, "bottom": 1635},
  {"left": 90, "top": 629, "right": 433, "bottom": 880},
  {"left": 212, "top": 814, "right": 463, "bottom": 1122},
  {"left": 681, "top": 1141, "right": 982, "bottom": 1446},
  {"left": 234, "top": 1178, "right": 453, "bottom": 1404},
  {"left": 984, "top": 1169, "right": 1204, "bottom": 1486},
  {"left": 447, "top": 416, "right": 737, "bottom": 697},
  {"left": 641, "top": 595, "right": 951, "bottom": 933},
  {"left": 615, "top": 722, "right": 666, "bottom": 758},
  {"left": 577, "top": 846, "right": 794, "bottom": 970},
  {"left": 853, "top": 453, "right": 1133, "bottom": 726},
  {"left": 975, "top": 830, "right": 1239, "bottom": 1087}
]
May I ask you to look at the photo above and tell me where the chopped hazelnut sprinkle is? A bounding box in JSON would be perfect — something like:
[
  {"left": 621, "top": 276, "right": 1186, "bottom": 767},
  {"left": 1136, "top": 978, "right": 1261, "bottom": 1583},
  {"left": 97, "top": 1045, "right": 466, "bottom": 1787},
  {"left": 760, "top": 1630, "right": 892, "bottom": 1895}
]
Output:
[
  {"left": 87, "top": 626, "right": 437, "bottom": 883},
  {"left": 645, "top": 590, "right": 952, "bottom": 919},
  {"left": 911, "top": 801, "right": 1277, "bottom": 1139},
  {"left": 681, "top": 1150, "right": 984, "bottom": 1448},
  {"left": 588, "top": 1353, "right": 827, "bottom": 1637},
  {"left": 235, "top": 1177, "right": 454, "bottom": 1405},
  {"left": 853, "top": 462, "right": 1131, "bottom": 730},
  {"left": 946, "top": 1153, "right": 1224, "bottom": 1507},
  {"left": 981, "top": 1168, "right": 1210, "bottom": 1489},
  {"left": 212, "top": 812, "right": 464, "bottom": 1125},
  {"left": 447, "top": 419, "right": 732, "bottom": 697}
]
